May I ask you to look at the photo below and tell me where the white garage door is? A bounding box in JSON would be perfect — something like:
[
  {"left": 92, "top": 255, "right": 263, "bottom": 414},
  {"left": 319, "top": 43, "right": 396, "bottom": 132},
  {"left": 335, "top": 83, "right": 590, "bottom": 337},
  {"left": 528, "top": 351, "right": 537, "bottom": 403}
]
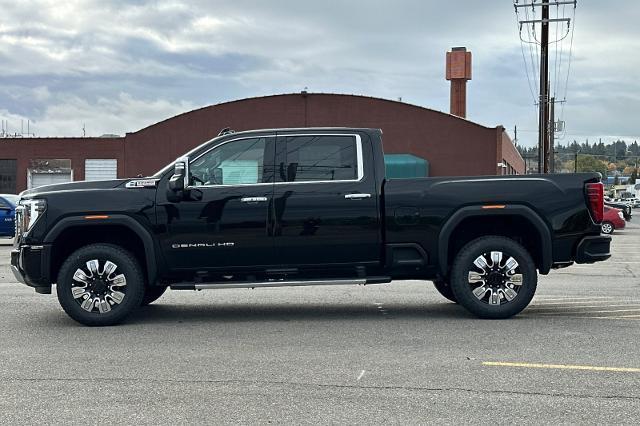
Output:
[
  {"left": 30, "top": 173, "right": 72, "bottom": 188},
  {"left": 85, "top": 159, "right": 118, "bottom": 181}
]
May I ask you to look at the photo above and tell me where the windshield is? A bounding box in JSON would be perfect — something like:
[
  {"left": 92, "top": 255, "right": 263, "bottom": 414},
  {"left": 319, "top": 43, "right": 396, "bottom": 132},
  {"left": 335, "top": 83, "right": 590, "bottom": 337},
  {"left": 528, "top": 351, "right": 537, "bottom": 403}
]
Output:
[
  {"left": 152, "top": 134, "right": 225, "bottom": 177},
  {"left": 1, "top": 194, "right": 19, "bottom": 206}
]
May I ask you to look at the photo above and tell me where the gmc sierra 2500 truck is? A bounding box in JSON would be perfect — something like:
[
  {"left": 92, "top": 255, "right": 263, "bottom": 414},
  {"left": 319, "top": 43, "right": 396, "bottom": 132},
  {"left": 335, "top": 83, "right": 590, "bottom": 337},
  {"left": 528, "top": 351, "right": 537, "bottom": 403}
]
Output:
[{"left": 11, "top": 128, "right": 611, "bottom": 326}]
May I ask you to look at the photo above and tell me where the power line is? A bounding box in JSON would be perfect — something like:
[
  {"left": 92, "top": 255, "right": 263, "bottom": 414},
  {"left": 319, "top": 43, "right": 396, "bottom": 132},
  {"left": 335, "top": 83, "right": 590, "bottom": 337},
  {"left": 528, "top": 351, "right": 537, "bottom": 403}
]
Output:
[
  {"left": 514, "top": 7, "right": 539, "bottom": 110},
  {"left": 559, "top": 3, "right": 576, "bottom": 123},
  {"left": 514, "top": 0, "right": 576, "bottom": 173}
]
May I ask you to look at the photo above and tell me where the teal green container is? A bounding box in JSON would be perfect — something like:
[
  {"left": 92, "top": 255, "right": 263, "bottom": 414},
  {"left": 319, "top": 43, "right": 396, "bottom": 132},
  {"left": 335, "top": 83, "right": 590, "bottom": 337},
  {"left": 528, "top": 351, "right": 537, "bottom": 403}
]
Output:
[{"left": 384, "top": 154, "right": 429, "bottom": 179}]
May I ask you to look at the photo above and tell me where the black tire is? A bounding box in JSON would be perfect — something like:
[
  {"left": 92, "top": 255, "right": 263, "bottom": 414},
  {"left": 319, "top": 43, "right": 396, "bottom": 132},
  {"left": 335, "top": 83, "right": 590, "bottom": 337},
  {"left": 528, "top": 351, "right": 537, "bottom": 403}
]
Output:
[
  {"left": 56, "top": 244, "right": 145, "bottom": 326},
  {"left": 141, "top": 285, "right": 167, "bottom": 306},
  {"left": 450, "top": 236, "right": 537, "bottom": 319},
  {"left": 432, "top": 280, "right": 458, "bottom": 303},
  {"left": 601, "top": 221, "right": 614, "bottom": 234}
]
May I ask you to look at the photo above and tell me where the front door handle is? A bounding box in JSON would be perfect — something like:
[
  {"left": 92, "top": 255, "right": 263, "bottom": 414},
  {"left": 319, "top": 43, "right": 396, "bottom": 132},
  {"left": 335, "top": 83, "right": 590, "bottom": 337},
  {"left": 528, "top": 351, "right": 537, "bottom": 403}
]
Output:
[
  {"left": 344, "top": 193, "right": 371, "bottom": 200},
  {"left": 240, "top": 196, "right": 268, "bottom": 203}
]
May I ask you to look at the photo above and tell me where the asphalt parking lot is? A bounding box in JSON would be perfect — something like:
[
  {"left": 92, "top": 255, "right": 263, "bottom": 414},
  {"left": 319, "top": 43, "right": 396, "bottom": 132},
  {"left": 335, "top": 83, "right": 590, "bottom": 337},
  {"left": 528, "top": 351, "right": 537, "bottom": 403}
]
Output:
[{"left": 1, "top": 224, "right": 639, "bottom": 424}]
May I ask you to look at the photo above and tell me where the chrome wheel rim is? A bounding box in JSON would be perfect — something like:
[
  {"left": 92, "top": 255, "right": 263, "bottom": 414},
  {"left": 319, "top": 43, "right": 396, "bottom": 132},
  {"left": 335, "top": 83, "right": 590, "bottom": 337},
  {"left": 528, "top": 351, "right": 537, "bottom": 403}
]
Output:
[
  {"left": 601, "top": 223, "right": 613, "bottom": 234},
  {"left": 467, "top": 251, "right": 523, "bottom": 306},
  {"left": 71, "top": 259, "right": 127, "bottom": 314}
]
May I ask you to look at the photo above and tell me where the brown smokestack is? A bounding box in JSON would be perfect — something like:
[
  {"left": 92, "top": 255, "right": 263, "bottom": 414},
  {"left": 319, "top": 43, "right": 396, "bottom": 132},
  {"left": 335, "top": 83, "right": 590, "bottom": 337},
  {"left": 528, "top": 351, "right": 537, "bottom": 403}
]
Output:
[{"left": 446, "top": 47, "right": 472, "bottom": 118}]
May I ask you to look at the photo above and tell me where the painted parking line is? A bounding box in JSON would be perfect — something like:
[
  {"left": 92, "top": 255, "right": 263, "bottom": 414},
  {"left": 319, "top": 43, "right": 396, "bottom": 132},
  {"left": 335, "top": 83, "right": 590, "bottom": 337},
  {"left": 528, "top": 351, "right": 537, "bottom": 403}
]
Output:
[{"left": 482, "top": 361, "right": 640, "bottom": 373}]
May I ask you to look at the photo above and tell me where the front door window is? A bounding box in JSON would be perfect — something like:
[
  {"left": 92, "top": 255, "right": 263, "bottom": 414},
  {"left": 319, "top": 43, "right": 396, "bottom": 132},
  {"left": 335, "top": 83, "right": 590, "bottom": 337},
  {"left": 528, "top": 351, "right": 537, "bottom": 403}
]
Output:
[{"left": 190, "top": 137, "right": 273, "bottom": 186}]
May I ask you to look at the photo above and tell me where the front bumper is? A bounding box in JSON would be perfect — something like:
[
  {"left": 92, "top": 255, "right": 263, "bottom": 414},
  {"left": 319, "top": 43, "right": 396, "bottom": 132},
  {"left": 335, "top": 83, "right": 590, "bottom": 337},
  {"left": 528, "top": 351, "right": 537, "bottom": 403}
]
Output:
[
  {"left": 575, "top": 235, "right": 611, "bottom": 264},
  {"left": 10, "top": 244, "right": 52, "bottom": 293}
]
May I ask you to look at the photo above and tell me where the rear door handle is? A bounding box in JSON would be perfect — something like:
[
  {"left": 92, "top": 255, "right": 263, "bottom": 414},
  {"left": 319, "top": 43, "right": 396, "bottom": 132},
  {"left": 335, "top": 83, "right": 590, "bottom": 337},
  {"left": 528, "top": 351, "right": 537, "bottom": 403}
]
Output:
[
  {"left": 344, "top": 193, "right": 371, "bottom": 200},
  {"left": 240, "top": 196, "right": 268, "bottom": 203}
]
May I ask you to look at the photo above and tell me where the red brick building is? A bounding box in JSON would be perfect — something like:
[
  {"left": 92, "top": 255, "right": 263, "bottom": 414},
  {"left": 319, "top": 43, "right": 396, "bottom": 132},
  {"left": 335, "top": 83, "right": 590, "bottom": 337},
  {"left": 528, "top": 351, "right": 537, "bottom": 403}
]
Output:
[{"left": 0, "top": 93, "right": 524, "bottom": 193}]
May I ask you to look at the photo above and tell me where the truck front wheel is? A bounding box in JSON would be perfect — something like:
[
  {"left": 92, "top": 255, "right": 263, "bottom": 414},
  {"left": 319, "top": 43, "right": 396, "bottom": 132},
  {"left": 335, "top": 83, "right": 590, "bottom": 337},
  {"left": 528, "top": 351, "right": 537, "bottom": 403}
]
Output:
[
  {"left": 450, "top": 236, "right": 537, "bottom": 319},
  {"left": 56, "top": 244, "right": 145, "bottom": 326}
]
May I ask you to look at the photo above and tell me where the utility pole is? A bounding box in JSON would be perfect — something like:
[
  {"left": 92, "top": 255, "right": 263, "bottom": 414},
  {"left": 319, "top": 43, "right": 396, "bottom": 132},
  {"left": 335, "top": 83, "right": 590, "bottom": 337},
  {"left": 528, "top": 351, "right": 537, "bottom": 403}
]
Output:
[
  {"left": 539, "top": 2, "right": 550, "bottom": 173},
  {"left": 516, "top": 1, "right": 574, "bottom": 173},
  {"left": 549, "top": 97, "right": 555, "bottom": 172}
]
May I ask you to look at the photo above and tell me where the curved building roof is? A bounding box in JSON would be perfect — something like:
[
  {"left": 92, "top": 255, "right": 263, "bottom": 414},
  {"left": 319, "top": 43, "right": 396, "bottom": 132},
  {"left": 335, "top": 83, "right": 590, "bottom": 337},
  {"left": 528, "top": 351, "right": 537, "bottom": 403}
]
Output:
[{"left": 123, "top": 92, "right": 522, "bottom": 178}]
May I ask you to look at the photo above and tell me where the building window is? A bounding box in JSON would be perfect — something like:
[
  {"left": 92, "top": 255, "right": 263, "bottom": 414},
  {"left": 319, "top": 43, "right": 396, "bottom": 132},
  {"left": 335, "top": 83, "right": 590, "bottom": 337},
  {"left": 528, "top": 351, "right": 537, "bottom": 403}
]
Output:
[
  {"left": 0, "top": 159, "right": 17, "bottom": 193},
  {"left": 85, "top": 159, "right": 118, "bottom": 181},
  {"left": 27, "top": 159, "right": 72, "bottom": 189}
]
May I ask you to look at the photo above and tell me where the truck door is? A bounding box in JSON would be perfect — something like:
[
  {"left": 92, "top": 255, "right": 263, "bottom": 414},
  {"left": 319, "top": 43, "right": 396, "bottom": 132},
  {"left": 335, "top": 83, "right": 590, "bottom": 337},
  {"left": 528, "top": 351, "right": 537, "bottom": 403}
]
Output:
[
  {"left": 272, "top": 132, "right": 380, "bottom": 269},
  {"left": 157, "top": 135, "right": 276, "bottom": 270}
]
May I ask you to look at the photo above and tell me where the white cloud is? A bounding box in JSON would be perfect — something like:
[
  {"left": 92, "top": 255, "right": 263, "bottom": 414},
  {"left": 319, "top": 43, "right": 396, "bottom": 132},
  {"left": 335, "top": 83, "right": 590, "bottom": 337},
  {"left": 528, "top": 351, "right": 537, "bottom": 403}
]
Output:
[
  {"left": 0, "top": 0, "right": 638, "bottom": 144},
  {"left": 2, "top": 92, "right": 195, "bottom": 137}
]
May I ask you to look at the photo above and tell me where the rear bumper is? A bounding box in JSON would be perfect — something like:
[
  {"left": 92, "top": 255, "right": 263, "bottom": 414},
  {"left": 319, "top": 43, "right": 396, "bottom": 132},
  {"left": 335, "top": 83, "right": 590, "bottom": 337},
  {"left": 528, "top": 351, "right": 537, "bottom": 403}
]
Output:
[
  {"left": 575, "top": 235, "right": 611, "bottom": 264},
  {"left": 10, "top": 244, "right": 52, "bottom": 292}
]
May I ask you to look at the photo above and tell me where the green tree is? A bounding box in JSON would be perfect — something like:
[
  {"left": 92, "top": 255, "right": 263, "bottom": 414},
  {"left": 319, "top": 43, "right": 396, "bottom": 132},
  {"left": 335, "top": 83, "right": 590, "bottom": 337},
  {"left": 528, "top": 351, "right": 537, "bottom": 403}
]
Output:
[{"left": 576, "top": 155, "right": 608, "bottom": 176}]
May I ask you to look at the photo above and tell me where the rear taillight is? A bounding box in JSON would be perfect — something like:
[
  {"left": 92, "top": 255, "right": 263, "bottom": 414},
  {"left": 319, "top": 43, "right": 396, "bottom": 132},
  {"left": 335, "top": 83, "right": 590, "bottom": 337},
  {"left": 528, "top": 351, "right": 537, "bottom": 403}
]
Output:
[{"left": 586, "top": 182, "right": 604, "bottom": 224}]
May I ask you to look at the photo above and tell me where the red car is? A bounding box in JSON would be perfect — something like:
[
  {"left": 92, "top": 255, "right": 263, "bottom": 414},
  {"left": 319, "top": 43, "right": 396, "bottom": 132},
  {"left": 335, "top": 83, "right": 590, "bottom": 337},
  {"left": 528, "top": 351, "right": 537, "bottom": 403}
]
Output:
[{"left": 601, "top": 206, "right": 625, "bottom": 234}]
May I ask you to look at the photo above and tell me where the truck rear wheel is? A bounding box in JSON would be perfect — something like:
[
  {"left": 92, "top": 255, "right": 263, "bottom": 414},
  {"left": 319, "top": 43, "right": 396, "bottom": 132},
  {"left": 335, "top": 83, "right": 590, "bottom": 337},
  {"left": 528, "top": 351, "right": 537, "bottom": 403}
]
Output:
[
  {"left": 432, "top": 280, "right": 458, "bottom": 303},
  {"left": 450, "top": 236, "right": 537, "bottom": 319},
  {"left": 56, "top": 244, "right": 145, "bottom": 326}
]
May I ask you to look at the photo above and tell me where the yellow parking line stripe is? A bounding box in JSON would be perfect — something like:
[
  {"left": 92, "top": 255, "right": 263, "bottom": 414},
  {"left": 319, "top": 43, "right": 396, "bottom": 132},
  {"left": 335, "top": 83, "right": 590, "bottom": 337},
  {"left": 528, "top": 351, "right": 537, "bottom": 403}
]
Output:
[{"left": 482, "top": 362, "right": 640, "bottom": 373}]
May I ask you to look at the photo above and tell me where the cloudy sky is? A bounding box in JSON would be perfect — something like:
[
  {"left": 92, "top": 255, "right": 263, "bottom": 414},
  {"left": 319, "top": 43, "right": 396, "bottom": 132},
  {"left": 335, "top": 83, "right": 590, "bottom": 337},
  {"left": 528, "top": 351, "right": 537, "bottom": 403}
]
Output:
[{"left": 0, "top": 0, "right": 638, "bottom": 147}]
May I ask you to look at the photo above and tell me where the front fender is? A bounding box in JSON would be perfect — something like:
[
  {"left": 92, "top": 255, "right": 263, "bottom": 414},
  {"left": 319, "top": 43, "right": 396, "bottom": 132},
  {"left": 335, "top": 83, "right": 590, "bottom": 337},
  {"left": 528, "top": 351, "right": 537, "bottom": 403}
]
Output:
[{"left": 43, "top": 214, "right": 158, "bottom": 285}]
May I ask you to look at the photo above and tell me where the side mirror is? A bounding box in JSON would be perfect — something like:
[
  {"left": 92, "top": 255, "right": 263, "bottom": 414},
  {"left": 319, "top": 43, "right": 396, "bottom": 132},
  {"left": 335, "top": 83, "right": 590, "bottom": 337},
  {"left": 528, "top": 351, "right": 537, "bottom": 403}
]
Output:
[{"left": 167, "top": 157, "right": 189, "bottom": 202}]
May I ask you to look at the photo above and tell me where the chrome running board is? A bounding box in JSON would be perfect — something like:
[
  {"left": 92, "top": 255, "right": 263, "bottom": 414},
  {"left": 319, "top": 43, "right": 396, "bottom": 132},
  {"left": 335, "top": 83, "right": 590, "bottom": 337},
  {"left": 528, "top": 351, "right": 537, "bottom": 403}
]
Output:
[{"left": 171, "top": 277, "right": 390, "bottom": 291}]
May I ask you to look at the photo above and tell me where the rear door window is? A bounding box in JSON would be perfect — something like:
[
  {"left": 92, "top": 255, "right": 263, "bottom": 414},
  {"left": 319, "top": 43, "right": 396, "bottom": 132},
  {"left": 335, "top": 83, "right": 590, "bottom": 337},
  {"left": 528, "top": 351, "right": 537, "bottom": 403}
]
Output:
[{"left": 280, "top": 135, "right": 359, "bottom": 182}]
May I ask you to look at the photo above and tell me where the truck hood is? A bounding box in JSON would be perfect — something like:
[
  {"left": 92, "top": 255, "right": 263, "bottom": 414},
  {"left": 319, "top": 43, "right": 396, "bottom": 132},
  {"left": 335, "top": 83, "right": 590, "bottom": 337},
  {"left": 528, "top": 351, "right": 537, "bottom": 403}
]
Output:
[{"left": 20, "top": 179, "right": 129, "bottom": 198}]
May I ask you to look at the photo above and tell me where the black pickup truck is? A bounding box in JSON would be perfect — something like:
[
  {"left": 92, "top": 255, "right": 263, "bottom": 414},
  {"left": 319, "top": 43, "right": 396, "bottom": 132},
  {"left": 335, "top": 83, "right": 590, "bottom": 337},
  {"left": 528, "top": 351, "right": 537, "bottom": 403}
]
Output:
[{"left": 11, "top": 128, "right": 611, "bottom": 326}]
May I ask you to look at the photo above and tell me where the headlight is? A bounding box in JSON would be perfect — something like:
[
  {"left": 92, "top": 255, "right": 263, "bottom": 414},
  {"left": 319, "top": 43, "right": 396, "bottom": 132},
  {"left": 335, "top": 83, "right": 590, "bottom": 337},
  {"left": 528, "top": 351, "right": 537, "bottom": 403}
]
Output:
[
  {"left": 16, "top": 199, "right": 46, "bottom": 236},
  {"left": 618, "top": 211, "right": 624, "bottom": 220}
]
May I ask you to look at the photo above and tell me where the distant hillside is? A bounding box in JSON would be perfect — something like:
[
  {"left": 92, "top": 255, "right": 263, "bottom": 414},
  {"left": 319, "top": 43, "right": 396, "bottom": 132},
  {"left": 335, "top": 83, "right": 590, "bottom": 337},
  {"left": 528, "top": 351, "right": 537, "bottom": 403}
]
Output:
[{"left": 517, "top": 139, "right": 638, "bottom": 183}]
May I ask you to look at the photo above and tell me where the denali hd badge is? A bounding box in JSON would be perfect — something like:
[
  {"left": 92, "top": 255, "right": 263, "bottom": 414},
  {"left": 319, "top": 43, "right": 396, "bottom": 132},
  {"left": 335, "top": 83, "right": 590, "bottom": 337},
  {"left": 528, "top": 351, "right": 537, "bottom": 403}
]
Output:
[
  {"left": 125, "top": 179, "right": 159, "bottom": 188},
  {"left": 172, "top": 242, "right": 235, "bottom": 249}
]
